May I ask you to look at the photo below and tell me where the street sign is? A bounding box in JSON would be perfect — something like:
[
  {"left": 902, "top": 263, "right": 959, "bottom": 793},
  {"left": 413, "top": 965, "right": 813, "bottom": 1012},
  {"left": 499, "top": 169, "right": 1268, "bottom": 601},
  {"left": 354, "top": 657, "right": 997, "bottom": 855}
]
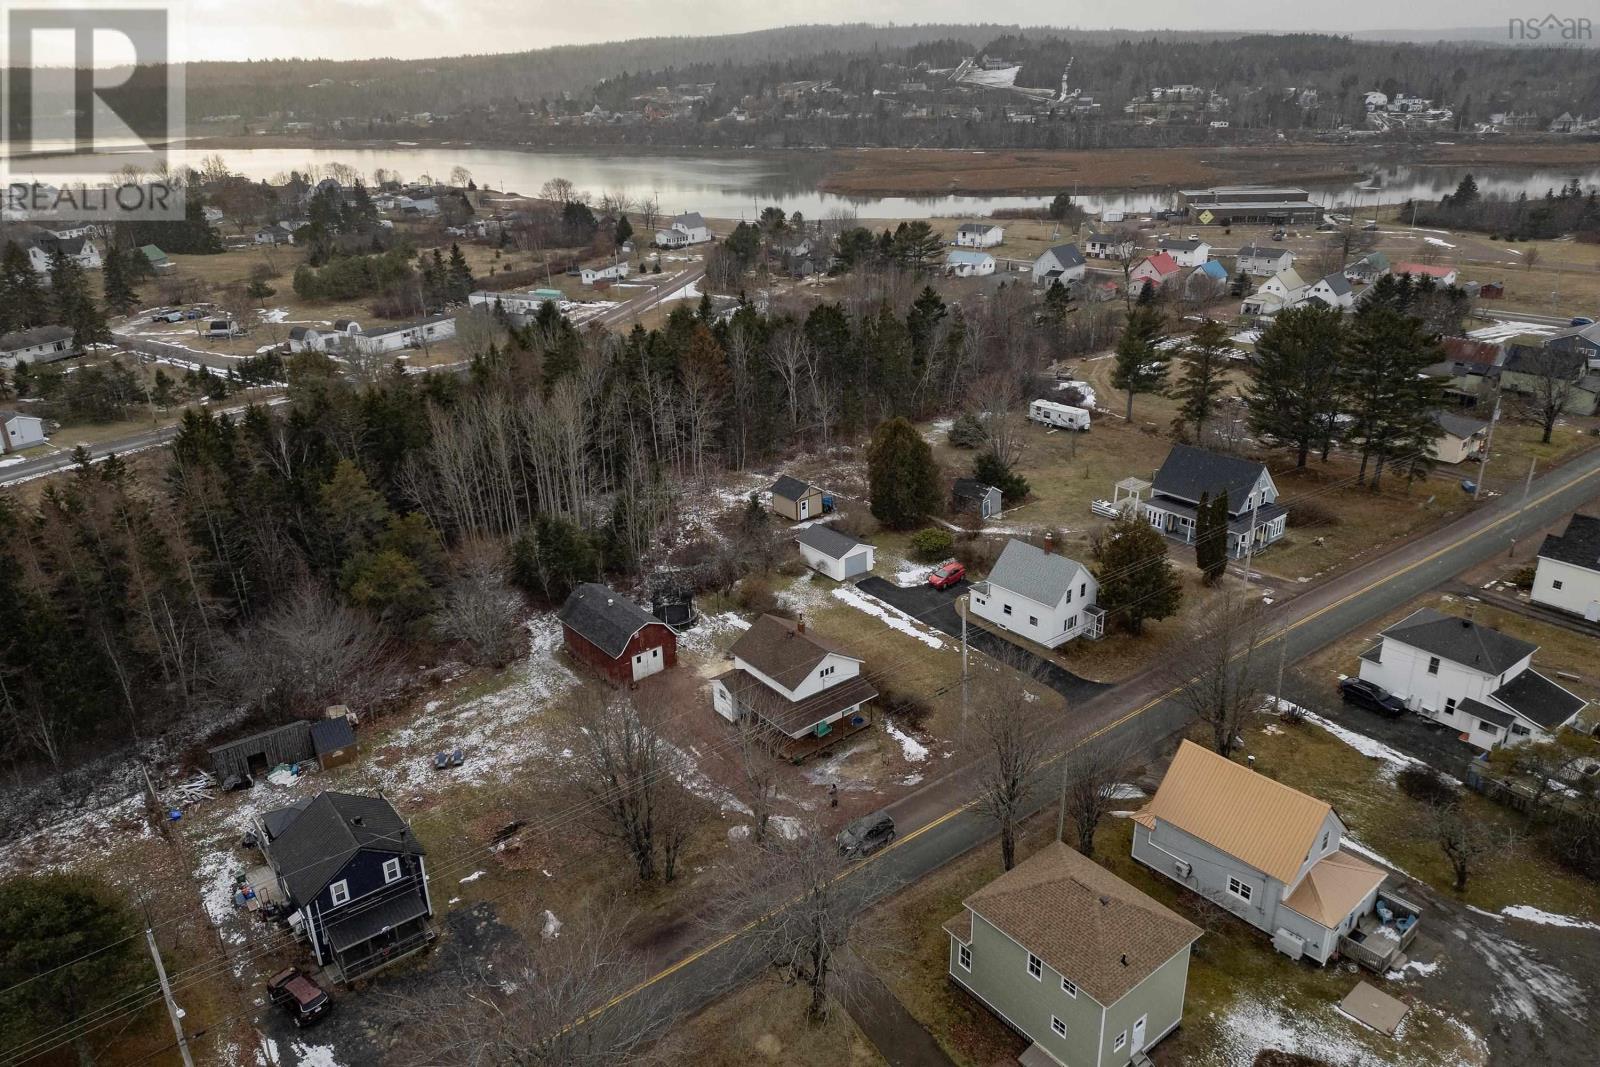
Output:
[{"left": 1198, "top": 209, "right": 1215, "bottom": 225}]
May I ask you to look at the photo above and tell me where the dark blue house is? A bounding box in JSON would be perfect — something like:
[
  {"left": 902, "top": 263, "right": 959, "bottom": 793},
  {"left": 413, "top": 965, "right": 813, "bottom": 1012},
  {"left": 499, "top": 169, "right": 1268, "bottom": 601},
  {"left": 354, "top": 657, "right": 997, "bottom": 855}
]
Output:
[{"left": 255, "top": 791, "right": 434, "bottom": 983}]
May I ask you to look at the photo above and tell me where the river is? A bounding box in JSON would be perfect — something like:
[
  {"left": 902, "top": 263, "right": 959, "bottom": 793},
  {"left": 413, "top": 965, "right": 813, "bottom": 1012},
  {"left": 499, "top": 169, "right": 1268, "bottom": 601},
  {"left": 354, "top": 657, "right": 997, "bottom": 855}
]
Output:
[{"left": 13, "top": 144, "right": 1600, "bottom": 220}]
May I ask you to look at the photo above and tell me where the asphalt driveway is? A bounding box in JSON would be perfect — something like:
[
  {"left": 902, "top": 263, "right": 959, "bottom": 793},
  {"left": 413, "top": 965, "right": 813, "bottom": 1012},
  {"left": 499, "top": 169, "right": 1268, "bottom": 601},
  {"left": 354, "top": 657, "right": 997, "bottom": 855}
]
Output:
[{"left": 855, "top": 577, "right": 1110, "bottom": 705}]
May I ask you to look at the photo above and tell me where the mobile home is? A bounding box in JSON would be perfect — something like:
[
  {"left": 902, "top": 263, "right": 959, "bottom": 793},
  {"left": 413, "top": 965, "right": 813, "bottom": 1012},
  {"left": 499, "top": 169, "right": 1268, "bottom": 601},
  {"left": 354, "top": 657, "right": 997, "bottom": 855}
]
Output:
[{"left": 1029, "top": 399, "right": 1091, "bottom": 430}]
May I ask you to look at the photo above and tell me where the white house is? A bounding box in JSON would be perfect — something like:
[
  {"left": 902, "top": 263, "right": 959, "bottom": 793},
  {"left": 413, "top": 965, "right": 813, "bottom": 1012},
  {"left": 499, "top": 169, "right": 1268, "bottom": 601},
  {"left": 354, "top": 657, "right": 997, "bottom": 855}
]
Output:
[
  {"left": 969, "top": 538, "right": 1102, "bottom": 647},
  {"left": 1532, "top": 514, "right": 1600, "bottom": 621},
  {"left": 27, "top": 235, "right": 102, "bottom": 274},
  {"left": 1083, "top": 232, "right": 1135, "bottom": 260},
  {"left": 655, "top": 212, "right": 712, "bottom": 248},
  {"left": 1141, "top": 444, "right": 1286, "bottom": 557},
  {"left": 1031, "top": 244, "right": 1086, "bottom": 287},
  {"left": 580, "top": 262, "right": 631, "bottom": 285},
  {"left": 255, "top": 228, "right": 291, "bottom": 246},
  {"left": 1428, "top": 410, "right": 1488, "bottom": 465},
  {"left": 794, "top": 525, "right": 875, "bottom": 581},
  {"left": 954, "top": 222, "right": 1004, "bottom": 248},
  {"left": 1241, "top": 267, "right": 1308, "bottom": 317},
  {"left": 711, "top": 614, "right": 877, "bottom": 742},
  {"left": 351, "top": 315, "right": 455, "bottom": 355},
  {"left": 1306, "top": 272, "right": 1354, "bottom": 309},
  {"left": 1157, "top": 238, "right": 1211, "bottom": 268},
  {"left": 1235, "top": 244, "right": 1295, "bottom": 277},
  {"left": 1357, "top": 608, "right": 1586, "bottom": 749},
  {"left": 946, "top": 250, "right": 995, "bottom": 277},
  {"left": 2, "top": 410, "right": 46, "bottom": 453},
  {"left": 1129, "top": 252, "right": 1182, "bottom": 295},
  {"left": 467, "top": 289, "right": 565, "bottom": 317},
  {"left": 0, "top": 325, "right": 74, "bottom": 369}
]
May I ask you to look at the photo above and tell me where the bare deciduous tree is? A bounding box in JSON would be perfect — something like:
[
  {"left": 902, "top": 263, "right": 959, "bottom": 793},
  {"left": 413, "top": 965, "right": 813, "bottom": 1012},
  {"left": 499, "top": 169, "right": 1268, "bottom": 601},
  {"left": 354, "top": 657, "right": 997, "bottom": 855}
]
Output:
[
  {"left": 1420, "top": 799, "right": 1512, "bottom": 890},
  {"left": 434, "top": 541, "right": 527, "bottom": 667},
  {"left": 968, "top": 675, "right": 1053, "bottom": 870},
  {"left": 1160, "top": 591, "right": 1268, "bottom": 758},
  {"left": 734, "top": 716, "right": 781, "bottom": 846},
  {"left": 1056, "top": 733, "right": 1141, "bottom": 857},
  {"left": 382, "top": 909, "right": 676, "bottom": 1067}
]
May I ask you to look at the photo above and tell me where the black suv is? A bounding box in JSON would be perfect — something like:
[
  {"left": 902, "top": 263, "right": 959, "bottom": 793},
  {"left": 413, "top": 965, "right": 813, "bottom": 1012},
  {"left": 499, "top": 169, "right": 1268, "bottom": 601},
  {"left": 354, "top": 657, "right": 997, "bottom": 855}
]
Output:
[
  {"left": 836, "top": 811, "right": 896, "bottom": 857},
  {"left": 1338, "top": 678, "right": 1406, "bottom": 718}
]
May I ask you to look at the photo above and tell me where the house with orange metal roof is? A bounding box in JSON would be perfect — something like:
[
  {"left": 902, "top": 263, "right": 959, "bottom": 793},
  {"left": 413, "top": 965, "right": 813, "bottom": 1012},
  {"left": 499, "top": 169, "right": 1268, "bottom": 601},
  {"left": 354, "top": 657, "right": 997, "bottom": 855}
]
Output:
[{"left": 1131, "top": 741, "right": 1421, "bottom": 971}]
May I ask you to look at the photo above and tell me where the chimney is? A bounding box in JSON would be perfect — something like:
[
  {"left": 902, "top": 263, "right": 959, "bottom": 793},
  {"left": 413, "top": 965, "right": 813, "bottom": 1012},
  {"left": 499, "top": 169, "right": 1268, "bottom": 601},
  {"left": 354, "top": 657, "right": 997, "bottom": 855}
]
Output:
[
  {"left": 1043, "top": 531, "right": 1055, "bottom": 554},
  {"left": 1120, "top": 953, "right": 1128, "bottom": 967},
  {"left": 796, "top": 614, "right": 806, "bottom": 635}
]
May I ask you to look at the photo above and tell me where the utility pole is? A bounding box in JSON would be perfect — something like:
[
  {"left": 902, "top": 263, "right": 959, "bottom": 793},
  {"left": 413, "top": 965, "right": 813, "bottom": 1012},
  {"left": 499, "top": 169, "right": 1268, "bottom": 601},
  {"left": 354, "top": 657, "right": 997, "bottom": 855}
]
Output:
[
  {"left": 1473, "top": 392, "right": 1501, "bottom": 501},
  {"left": 1055, "top": 753, "right": 1071, "bottom": 844},
  {"left": 1520, "top": 456, "right": 1536, "bottom": 513},
  {"left": 1274, "top": 632, "right": 1288, "bottom": 714},
  {"left": 959, "top": 593, "right": 970, "bottom": 726},
  {"left": 144, "top": 912, "right": 196, "bottom": 1067},
  {"left": 1240, "top": 493, "right": 1263, "bottom": 586}
]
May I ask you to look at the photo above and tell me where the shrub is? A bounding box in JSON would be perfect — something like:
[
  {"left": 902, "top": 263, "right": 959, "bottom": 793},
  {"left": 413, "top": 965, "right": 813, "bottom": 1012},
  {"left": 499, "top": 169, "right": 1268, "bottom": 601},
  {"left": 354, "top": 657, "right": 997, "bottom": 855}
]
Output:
[
  {"left": 1289, "top": 498, "right": 1341, "bottom": 529},
  {"left": 910, "top": 527, "right": 955, "bottom": 562},
  {"left": 947, "top": 413, "right": 988, "bottom": 449},
  {"left": 1509, "top": 565, "right": 1537, "bottom": 590},
  {"left": 1398, "top": 765, "right": 1460, "bottom": 807},
  {"left": 955, "top": 534, "right": 1002, "bottom": 573},
  {"left": 876, "top": 683, "right": 933, "bottom": 729},
  {"left": 734, "top": 575, "right": 779, "bottom": 615}
]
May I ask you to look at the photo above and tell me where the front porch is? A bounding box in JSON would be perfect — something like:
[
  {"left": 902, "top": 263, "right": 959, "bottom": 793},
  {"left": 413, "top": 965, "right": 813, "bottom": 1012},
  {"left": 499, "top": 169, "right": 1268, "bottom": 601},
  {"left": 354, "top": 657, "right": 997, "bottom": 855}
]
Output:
[
  {"left": 327, "top": 916, "right": 436, "bottom": 985},
  {"left": 1339, "top": 891, "right": 1422, "bottom": 973}
]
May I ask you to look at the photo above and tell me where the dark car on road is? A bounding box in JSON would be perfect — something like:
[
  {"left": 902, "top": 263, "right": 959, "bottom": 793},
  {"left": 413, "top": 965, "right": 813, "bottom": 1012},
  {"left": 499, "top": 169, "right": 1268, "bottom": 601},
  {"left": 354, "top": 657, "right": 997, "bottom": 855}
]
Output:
[
  {"left": 1338, "top": 678, "right": 1406, "bottom": 718},
  {"left": 267, "top": 967, "right": 332, "bottom": 1028},
  {"left": 836, "top": 811, "right": 896, "bottom": 857}
]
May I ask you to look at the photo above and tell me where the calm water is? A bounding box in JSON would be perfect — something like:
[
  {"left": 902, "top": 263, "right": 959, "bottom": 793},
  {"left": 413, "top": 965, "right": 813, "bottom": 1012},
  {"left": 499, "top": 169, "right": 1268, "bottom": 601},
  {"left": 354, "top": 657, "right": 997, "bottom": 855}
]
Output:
[{"left": 12, "top": 144, "right": 1600, "bottom": 220}]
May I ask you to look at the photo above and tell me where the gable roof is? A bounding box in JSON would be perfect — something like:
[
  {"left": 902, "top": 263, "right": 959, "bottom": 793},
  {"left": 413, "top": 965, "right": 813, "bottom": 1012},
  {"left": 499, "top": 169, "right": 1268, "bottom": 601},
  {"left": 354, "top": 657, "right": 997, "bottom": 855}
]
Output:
[
  {"left": 730, "top": 613, "right": 857, "bottom": 689},
  {"left": 1429, "top": 409, "right": 1487, "bottom": 441},
  {"left": 796, "top": 523, "right": 871, "bottom": 560},
  {"left": 1152, "top": 443, "right": 1269, "bottom": 508},
  {"left": 1193, "top": 260, "right": 1229, "bottom": 281},
  {"left": 1490, "top": 669, "right": 1587, "bottom": 730},
  {"left": 557, "top": 583, "right": 663, "bottom": 659},
  {"left": 1439, "top": 336, "right": 1503, "bottom": 372},
  {"left": 1159, "top": 237, "right": 1206, "bottom": 252},
  {"left": 1139, "top": 251, "right": 1180, "bottom": 276},
  {"left": 139, "top": 244, "right": 168, "bottom": 262},
  {"left": 985, "top": 539, "right": 1088, "bottom": 608},
  {"left": 770, "top": 474, "right": 815, "bottom": 502},
  {"left": 262, "top": 791, "right": 422, "bottom": 904},
  {"left": 1237, "top": 244, "right": 1290, "bottom": 260},
  {"left": 1282, "top": 851, "right": 1387, "bottom": 928},
  {"left": 1041, "top": 243, "right": 1085, "bottom": 268},
  {"left": 1503, "top": 344, "right": 1585, "bottom": 379},
  {"left": 310, "top": 716, "right": 356, "bottom": 756},
  {"left": 952, "top": 477, "right": 998, "bottom": 502},
  {"left": 957, "top": 222, "right": 1000, "bottom": 233},
  {"left": 672, "top": 211, "right": 706, "bottom": 228},
  {"left": 1537, "top": 513, "right": 1600, "bottom": 573},
  {"left": 1138, "top": 741, "right": 1334, "bottom": 884},
  {"left": 947, "top": 250, "right": 994, "bottom": 266},
  {"left": 960, "top": 841, "right": 1200, "bottom": 1005},
  {"left": 1316, "top": 272, "right": 1352, "bottom": 296},
  {"left": 1267, "top": 267, "right": 1307, "bottom": 291},
  {"left": 0, "top": 325, "right": 72, "bottom": 351},
  {"left": 1377, "top": 608, "right": 1536, "bottom": 675}
]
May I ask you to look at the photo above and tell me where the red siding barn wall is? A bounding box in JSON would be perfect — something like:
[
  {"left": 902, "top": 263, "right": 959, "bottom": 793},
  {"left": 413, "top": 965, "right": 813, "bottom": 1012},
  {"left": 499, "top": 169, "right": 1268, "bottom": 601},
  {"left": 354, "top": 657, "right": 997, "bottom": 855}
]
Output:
[{"left": 562, "top": 623, "right": 678, "bottom": 685}]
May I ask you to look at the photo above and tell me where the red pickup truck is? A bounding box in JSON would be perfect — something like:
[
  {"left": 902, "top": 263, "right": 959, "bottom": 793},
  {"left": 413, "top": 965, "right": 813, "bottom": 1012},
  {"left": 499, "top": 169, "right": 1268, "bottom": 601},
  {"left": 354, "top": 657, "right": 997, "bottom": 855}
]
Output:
[{"left": 928, "top": 560, "right": 966, "bottom": 590}]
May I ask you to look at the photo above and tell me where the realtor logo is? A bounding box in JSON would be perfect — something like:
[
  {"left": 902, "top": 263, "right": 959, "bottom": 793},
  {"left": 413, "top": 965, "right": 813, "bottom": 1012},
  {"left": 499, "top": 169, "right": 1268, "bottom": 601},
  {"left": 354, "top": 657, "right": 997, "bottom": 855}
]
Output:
[
  {"left": 2, "top": 3, "right": 186, "bottom": 218},
  {"left": 1507, "top": 14, "right": 1593, "bottom": 41}
]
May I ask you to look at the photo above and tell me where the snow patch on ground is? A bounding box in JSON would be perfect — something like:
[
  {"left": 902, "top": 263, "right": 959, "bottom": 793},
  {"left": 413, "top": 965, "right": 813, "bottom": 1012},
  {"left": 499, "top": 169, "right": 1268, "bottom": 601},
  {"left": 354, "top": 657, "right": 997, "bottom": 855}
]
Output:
[
  {"left": 541, "top": 909, "right": 562, "bottom": 939},
  {"left": 1467, "top": 320, "right": 1559, "bottom": 343},
  {"left": 769, "top": 815, "right": 805, "bottom": 840},
  {"left": 1266, "top": 698, "right": 1453, "bottom": 784},
  {"left": 1471, "top": 925, "right": 1584, "bottom": 1029},
  {"left": 885, "top": 719, "right": 930, "bottom": 763},
  {"left": 1499, "top": 904, "right": 1600, "bottom": 931},
  {"left": 893, "top": 561, "right": 934, "bottom": 587},
  {"left": 287, "top": 1042, "right": 345, "bottom": 1067},
  {"left": 832, "top": 585, "right": 947, "bottom": 649},
  {"left": 1386, "top": 958, "right": 1442, "bottom": 980},
  {"left": 1212, "top": 996, "right": 1478, "bottom": 1067},
  {"left": 460, "top": 870, "right": 485, "bottom": 883},
  {"left": 660, "top": 280, "right": 703, "bottom": 303},
  {"left": 1424, "top": 237, "right": 1457, "bottom": 248}
]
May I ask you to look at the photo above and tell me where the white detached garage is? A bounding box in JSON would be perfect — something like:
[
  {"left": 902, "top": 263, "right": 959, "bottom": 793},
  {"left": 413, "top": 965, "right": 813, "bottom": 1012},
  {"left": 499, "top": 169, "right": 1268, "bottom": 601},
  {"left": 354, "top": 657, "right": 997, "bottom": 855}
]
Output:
[{"left": 796, "top": 525, "right": 876, "bottom": 581}]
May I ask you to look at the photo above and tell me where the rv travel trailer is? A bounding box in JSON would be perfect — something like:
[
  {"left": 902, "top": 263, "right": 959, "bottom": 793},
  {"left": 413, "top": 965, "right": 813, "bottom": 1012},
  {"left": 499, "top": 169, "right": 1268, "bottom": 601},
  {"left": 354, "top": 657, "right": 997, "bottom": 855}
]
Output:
[{"left": 1029, "top": 399, "right": 1091, "bottom": 430}]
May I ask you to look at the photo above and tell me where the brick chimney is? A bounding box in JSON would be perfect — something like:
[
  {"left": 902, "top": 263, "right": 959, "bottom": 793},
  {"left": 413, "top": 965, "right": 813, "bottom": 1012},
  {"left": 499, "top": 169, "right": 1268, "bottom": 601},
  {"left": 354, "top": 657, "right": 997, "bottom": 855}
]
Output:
[
  {"left": 796, "top": 613, "right": 806, "bottom": 635},
  {"left": 1043, "top": 531, "right": 1055, "bottom": 554}
]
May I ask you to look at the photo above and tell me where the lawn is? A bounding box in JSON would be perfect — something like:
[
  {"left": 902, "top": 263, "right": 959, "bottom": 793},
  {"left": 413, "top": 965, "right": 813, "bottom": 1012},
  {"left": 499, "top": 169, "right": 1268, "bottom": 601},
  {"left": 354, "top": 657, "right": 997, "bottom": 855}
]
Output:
[{"left": 658, "top": 975, "right": 886, "bottom": 1067}]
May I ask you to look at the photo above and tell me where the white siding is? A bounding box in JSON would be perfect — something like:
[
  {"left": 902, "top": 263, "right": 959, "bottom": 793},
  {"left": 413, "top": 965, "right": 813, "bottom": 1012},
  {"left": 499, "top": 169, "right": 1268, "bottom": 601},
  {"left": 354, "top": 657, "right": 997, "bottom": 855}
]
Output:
[{"left": 1531, "top": 558, "right": 1600, "bottom": 620}]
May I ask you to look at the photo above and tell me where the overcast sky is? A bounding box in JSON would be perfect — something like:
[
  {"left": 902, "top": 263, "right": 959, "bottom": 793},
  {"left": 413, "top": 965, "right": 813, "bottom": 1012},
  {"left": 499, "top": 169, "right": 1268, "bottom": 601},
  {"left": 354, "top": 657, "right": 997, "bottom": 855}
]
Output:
[{"left": 11, "top": 1, "right": 1557, "bottom": 64}]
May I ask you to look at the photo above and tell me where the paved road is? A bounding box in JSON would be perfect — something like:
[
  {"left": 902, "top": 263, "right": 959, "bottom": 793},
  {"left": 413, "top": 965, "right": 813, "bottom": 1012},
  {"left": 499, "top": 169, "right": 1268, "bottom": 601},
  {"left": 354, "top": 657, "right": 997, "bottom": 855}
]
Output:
[
  {"left": 856, "top": 576, "right": 1109, "bottom": 705},
  {"left": 611, "top": 445, "right": 1600, "bottom": 1062}
]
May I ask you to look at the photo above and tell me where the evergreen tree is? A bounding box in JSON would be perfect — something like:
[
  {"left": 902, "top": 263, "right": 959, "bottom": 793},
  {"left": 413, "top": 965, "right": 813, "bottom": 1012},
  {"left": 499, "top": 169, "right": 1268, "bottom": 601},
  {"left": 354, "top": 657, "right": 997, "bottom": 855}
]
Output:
[
  {"left": 615, "top": 214, "right": 634, "bottom": 247},
  {"left": 1341, "top": 303, "right": 1447, "bottom": 489},
  {"left": 446, "top": 243, "right": 475, "bottom": 302},
  {"left": 1092, "top": 510, "right": 1183, "bottom": 636},
  {"left": 973, "top": 449, "right": 1029, "bottom": 504},
  {"left": 889, "top": 221, "right": 942, "bottom": 270},
  {"left": 1195, "top": 490, "right": 1230, "bottom": 585},
  {"left": 49, "top": 248, "right": 109, "bottom": 345},
  {"left": 1171, "top": 318, "right": 1231, "bottom": 440},
  {"left": 867, "top": 416, "right": 942, "bottom": 529},
  {"left": 100, "top": 247, "right": 138, "bottom": 316},
  {"left": 0, "top": 242, "right": 47, "bottom": 332},
  {"left": 1110, "top": 303, "right": 1168, "bottom": 421},
  {"left": 1246, "top": 305, "right": 1345, "bottom": 467}
]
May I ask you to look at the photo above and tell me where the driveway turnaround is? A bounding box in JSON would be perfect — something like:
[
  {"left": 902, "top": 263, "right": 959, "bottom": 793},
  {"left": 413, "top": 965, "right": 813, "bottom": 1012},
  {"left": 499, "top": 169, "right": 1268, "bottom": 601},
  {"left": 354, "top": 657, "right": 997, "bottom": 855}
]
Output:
[{"left": 855, "top": 576, "right": 1110, "bottom": 705}]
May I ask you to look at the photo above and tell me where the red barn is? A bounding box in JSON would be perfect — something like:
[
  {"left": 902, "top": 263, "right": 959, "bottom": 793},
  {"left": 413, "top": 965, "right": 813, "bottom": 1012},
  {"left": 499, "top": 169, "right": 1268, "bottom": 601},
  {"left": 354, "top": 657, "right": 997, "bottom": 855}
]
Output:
[{"left": 557, "top": 583, "right": 677, "bottom": 685}]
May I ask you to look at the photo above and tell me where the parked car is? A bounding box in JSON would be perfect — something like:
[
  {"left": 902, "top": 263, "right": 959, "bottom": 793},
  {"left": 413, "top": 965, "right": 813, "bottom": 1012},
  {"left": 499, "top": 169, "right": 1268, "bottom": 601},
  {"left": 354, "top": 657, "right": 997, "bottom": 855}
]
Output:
[
  {"left": 928, "top": 560, "right": 966, "bottom": 590},
  {"left": 184, "top": 308, "right": 206, "bottom": 320},
  {"left": 836, "top": 810, "right": 896, "bottom": 857},
  {"left": 1571, "top": 316, "right": 1595, "bottom": 327},
  {"left": 151, "top": 309, "right": 183, "bottom": 323},
  {"left": 1338, "top": 678, "right": 1406, "bottom": 718},
  {"left": 267, "top": 967, "right": 332, "bottom": 1028}
]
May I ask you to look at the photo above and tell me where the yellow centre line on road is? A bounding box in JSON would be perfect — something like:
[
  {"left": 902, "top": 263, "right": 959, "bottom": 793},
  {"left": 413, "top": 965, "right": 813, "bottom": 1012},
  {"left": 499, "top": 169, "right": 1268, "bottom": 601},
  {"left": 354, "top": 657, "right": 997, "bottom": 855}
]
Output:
[{"left": 598, "top": 458, "right": 1600, "bottom": 1015}]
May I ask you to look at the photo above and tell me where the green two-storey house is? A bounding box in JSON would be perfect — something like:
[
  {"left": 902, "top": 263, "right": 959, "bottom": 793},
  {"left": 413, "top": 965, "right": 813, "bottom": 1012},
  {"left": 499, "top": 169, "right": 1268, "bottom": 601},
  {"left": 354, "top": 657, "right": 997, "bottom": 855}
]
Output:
[{"left": 943, "top": 841, "right": 1201, "bottom": 1067}]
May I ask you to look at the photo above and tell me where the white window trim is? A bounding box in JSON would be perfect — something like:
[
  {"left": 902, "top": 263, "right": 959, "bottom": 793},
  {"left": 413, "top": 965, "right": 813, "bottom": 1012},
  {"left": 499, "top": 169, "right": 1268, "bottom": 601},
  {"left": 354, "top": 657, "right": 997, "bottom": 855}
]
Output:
[
  {"left": 1114, "top": 1030, "right": 1127, "bottom": 1051},
  {"left": 1051, "top": 1015, "right": 1067, "bottom": 1038},
  {"left": 957, "top": 943, "right": 971, "bottom": 971},
  {"left": 1026, "top": 952, "right": 1043, "bottom": 980},
  {"left": 1061, "top": 976, "right": 1078, "bottom": 998},
  {"left": 383, "top": 857, "right": 403, "bottom": 884},
  {"left": 329, "top": 880, "right": 350, "bottom": 906},
  {"left": 1227, "top": 876, "right": 1253, "bottom": 903}
]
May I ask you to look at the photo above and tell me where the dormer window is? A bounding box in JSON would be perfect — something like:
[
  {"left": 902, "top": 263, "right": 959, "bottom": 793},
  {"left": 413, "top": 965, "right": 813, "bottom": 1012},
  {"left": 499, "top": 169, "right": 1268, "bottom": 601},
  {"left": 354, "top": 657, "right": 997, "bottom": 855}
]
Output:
[{"left": 819, "top": 665, "right": 836, "bottom": 679}]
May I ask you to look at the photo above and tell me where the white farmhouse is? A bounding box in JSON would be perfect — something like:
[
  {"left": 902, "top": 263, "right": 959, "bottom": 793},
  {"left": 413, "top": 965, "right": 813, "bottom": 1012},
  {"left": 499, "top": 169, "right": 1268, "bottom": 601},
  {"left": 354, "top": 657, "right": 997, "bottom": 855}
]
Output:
[
  {"left": 711, "top": 614, "right": 877, "bottom": 744},
  {"left": 969, "top": 538, "right": 1102, "bottom": 647},
  {"left": 1235, "top": 244, "right": 1295, "bottom": 278},
  {"left": 945, "top": 250, "right": 995, "bottom": 277},
  {"left": 1357, "top": 608, "right": 1586, "bottom": 749},
  {"left": 1532, "top": 514, "right": 1600, "bottom": 621},
  {"left": 0, "top": 325, "right": 74, "bottom": 369},
  {"left": 580, "top": 262, "right": 631, "bottom": 285},
  {"left": 1241, "top": 267, "right": 1308, "bottom": 317},
  {"left": 1083, "top": 232, "right": 1135, "bottom": 260},
  {"left": 954, "top": 222, "right": 1004, "bottom": 248},
  {"left": 655, "top": 212, "right": 712, "bottom": 248},
  {"left": 1031, "top": 243, "right": 1086, "bottom": 287},
  {"left": 1306, "top": 272, "right": 1354, "bottom": 309},
  {"left": 1157, "top": 237, "right": 1211, "bottom": 268},
  {"left": 794, "top": 524, "right": 875, "bottom": 582},
  {"left": 27, "top": 235, "right": 102, "bottom": 274}
]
